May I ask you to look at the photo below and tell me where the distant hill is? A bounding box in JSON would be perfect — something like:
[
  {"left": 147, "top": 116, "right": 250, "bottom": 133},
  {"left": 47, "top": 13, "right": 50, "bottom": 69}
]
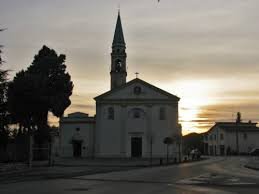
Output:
[{"left": 182, "top": 133, "right": 204, "bottom": 154}]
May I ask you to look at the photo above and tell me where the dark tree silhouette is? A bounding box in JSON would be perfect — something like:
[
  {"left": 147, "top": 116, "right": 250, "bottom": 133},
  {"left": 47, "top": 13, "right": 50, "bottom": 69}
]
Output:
[
  {"left": 8, "top": 70, "right": 37, "bottom": 132},
  {"left": 0, "top": 67, "right": 9, "bottom": 151},
  {"left": 8, "top": 45, "right": 73, "bottom": 144},
  {"left": 182, "top": 133, "right": 203, "bottom": 154},
  {"left": 0, "top": 28, "right": 9, "bottom": 152}
]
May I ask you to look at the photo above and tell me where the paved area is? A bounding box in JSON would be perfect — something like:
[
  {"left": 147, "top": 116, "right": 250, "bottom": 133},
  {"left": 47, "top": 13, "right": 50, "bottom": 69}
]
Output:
[
  {"left": 244, "top": 157, "right": 259, "bottom": 170},
  {"left": 1, "top": 157, "right": 259, "bottom": 193},
  {"left": 54, "top": 157, "right": 177, "bottom": 167},
  {"left": 0, "top": 157, "right": 197, "bottom": 183}
]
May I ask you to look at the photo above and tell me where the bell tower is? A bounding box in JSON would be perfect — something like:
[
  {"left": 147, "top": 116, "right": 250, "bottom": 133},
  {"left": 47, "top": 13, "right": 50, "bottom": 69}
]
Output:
[{"left": 110, "top": 11, "right": 127, "bottom": 90}]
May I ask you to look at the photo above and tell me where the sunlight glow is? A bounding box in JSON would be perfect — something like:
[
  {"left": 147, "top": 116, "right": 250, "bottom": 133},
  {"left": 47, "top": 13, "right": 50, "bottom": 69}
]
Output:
[{"left": 162, "top": 80, "right": 219, "bottom": 135}]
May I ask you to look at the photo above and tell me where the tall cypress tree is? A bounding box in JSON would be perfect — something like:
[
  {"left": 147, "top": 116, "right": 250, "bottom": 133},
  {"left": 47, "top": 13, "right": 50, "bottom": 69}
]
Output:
[
  {"left": 8, "top": 45, "right": 73, "bottom": 144},
  {"left": 0, "top": 28, "right": 9, "bottom": 151}
]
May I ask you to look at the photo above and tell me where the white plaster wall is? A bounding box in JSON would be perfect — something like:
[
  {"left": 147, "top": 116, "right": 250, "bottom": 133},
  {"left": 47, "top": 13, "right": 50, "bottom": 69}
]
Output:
[
  {"left": 207, "top": 127, "right": 219, "bottom": 155},
  {"left": 149, "top": 104, "right": 179, "bottom": 158},
  {"left": 96, "top": 103, "right": 181, "bottom": 159},
  {"left": 207, "top": 127, "right": 259, "bottom": 155},
  {"left": 95, "top": 79, "right": 180, "bottom": 158},
  {"left": 95, "top": 104, "right": 123, "bottom": 157},
  {"left": 60, "top": 122, "right": 95, "bottom": 157},
  {"left": 225, "top": 131, "right": 259, "bottom": 153}
]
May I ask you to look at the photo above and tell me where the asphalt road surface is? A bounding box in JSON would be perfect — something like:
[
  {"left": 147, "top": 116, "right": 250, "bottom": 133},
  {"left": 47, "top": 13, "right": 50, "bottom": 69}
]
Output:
[{"left": 1, "top": 157, "right": 259, "bottom": 194}]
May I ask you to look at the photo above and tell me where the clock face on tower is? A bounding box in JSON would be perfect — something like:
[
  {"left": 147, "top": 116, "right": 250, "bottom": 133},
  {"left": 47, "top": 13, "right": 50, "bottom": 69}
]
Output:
[{"left": 115, "top": 60, "right": 122, "bottom": 72}]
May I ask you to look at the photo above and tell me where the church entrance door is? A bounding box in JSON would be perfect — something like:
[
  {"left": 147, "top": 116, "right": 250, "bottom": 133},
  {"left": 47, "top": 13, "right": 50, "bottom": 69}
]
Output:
[
  {"left": 131, "top": 137, "right": 142, "bottom": 158},
  {"left": 73, "top": 140, "right": 82, "bottom": 157}
]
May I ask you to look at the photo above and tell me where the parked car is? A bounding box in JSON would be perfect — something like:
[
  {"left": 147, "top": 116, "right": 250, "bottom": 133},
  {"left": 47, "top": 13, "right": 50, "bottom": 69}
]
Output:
[{"left": 249, "top": 148, "right": 259, "bottom": 156}]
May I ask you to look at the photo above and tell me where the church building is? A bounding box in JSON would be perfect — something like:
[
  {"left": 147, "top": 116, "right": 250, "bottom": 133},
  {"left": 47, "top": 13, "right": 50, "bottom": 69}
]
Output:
[{"left": 60, "top": 12, "right": 182, "bottom": 159}]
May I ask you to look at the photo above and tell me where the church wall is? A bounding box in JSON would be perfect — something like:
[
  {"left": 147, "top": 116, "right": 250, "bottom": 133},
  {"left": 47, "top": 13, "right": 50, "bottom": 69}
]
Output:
[
  {"left": 95, "top": 104, "right": 124, "bottom": 157},
  {"left": 95, "top": 102, "right": 181, "bottom": 159},
  {"left": 149, "top": 104, "right": 180, "bottom": 159},
  {"left": 125, "top": 105, "right": 149, "bottom": 158}
]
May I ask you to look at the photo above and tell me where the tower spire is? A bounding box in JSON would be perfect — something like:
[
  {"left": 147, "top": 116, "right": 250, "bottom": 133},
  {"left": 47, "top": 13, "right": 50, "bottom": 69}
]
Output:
[
  {"left": 110, "top": 11, "right": 127, "bottom": 90},
  {"left": 112, "top": 11, "right": 125, "bottom": 47}
]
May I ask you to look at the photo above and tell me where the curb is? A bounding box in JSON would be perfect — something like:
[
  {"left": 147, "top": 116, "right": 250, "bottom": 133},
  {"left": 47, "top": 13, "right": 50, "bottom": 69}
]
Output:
[{"left": 244, "top": 165, "right": 259, "bottom": 171}]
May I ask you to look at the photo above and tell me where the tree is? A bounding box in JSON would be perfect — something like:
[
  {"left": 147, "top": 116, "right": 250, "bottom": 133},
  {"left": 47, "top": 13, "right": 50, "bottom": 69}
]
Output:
[
  {"left": 163, "top": 137, "right": 173, "bottom": 164},
  {"left": 0, "top": 66, "right": 9, "bottom": 151},
  {"left": 182, "top": 133, "right": 203, "bottom": 155},
  {"left": 0, "top": 28, "right": 9, "bottom": 152},
  {"left": 8, "top": 70, "right": 36, "bottom": 130},
  {"left": 8, "top": 45, "right": 73, "bottom": 144}
]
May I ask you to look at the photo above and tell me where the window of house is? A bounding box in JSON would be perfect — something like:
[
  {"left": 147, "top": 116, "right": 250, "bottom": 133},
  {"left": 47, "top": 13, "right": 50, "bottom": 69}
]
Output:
[
  {"left": 108, "top": 107, "right": 114, "bottom": 120},
  {"left": 76, "top": 127, "right": 80, "bottom": 131},
  {"left": 220, "top": 133, "right": 224, "bottom": 140},
  {"left": 214, "top": 134, "right": 217, "bottom": 140},
  {"left": 210, "top": 135, "right": 213, "bottom": 141},
  {"left": 243, "top": 133, "right": 247, "bottom": 140},
  {"left": 159, "top": 107, "right": 166, "bottom": 120}
]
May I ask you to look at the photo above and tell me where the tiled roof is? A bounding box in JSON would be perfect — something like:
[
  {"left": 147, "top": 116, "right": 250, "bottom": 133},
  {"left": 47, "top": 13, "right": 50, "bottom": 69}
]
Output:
[{"left": 216, "top": 122, "right": 259, "bottom": 132}]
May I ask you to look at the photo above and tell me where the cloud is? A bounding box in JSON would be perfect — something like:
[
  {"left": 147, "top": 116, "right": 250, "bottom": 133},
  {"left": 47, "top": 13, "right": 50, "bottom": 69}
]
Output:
[{"left": 2, "top": 0, "right": 259, "bottom": 133}]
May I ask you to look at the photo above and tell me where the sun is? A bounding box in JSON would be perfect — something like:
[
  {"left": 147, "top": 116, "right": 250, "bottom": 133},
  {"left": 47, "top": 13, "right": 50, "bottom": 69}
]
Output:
[{"left": 162, "top": 80, "right": 218, "bottom": 135}]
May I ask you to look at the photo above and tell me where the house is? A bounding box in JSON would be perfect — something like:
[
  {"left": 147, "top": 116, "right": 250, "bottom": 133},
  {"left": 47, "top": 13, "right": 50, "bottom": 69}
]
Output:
[
  {"left": 204, "top": 119, "right": 259, "bottom": 155},
  {"left": 59, "top": 112, "right": 95, "bottom": 157}
]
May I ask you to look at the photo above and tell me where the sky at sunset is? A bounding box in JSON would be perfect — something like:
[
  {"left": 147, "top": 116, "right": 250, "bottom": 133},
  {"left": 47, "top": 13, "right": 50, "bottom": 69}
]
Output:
[{"left": 1, "top": 0, "right": 259, "bottom": 135}]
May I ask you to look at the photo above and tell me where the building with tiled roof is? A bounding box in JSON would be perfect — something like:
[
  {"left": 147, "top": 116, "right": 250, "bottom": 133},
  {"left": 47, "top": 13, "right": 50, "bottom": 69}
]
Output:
[{"left": 203, "top": 117, "right": 259, "bottom": 155}]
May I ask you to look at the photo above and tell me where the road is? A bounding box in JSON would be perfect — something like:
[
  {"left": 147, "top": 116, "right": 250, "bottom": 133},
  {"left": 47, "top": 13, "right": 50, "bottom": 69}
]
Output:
[{"left": 1, "top": 157, "right": 259, "bottom": 194}]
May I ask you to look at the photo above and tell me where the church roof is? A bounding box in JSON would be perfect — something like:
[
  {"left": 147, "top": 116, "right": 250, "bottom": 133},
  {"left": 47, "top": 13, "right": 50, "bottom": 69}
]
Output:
[
  {"left": 112, "top": 12, "right": 125, "bottom": 47},
  {"left": 94, "top": 78, "right": 180, "bottom": 101}
]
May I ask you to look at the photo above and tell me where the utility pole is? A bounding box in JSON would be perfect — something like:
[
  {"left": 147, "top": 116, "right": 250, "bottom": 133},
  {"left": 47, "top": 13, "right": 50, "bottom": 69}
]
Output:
[{"left": 236, "top": 112, "right": 241, "bottom": 155}]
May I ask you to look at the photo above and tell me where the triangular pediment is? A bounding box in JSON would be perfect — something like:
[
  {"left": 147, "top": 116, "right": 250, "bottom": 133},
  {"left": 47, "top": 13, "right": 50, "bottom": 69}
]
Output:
[{"left": 95, "top": 78, "right": 179, "bottom": 101}]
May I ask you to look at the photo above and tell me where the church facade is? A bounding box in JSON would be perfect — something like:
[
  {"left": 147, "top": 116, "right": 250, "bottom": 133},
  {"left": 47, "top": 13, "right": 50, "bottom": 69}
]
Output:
[{"left": 60, "top": 12, "right": 182, "bottom": 159}]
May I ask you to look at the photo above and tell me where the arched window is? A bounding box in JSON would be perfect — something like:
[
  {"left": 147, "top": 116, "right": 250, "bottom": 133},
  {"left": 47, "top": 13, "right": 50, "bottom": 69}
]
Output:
[
  {"left": 108, "top": 107, "right": 114, "bottom": 120},
  {"left": 159, "top": 107, "right": 166, "bottom": 120},
  {"left": 115, "top": 59, "right": 122, "bottom": 72}
]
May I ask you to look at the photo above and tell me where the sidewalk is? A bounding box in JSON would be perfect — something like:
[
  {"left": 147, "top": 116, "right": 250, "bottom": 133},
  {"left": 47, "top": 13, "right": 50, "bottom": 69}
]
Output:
[
  {"left": 244, "top": 157, "right": 259, "bottom": 170},
  {"left": 54, "top": 157, "right": 167, "bottom": 167},
  {"left": 0, "top": 162, "right": 27, "bottom": 174}
]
